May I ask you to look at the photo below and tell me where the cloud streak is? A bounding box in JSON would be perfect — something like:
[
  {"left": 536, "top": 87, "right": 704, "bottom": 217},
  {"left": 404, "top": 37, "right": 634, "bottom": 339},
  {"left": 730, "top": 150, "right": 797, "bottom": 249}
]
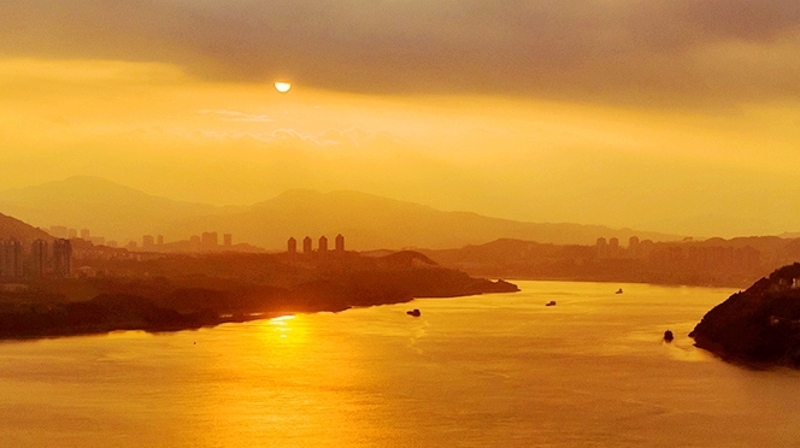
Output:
[
  {"left": 158, "top": 125, "right": 386, "bottom": 147},
  {"left": 198, "top": 109, "right": 275, "bottom": 123},
  {"left": 1, "top": 0, "right": 799, "bottom": 104}
]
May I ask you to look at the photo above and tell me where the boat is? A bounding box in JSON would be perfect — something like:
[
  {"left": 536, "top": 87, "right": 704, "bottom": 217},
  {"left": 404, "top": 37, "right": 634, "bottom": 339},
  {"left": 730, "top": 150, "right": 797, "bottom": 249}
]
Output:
[
  {"left": 615, "top": 288, "right": 623, "bottom": 294},
  {"left": 545, "top": 300, "right": 556, "bottom": 307},
  {"left": 663, "top": 330, "right": 674, "bottom": 342},
  {"left": 407, "top": 309, "right": 421, "bottom": 317}
]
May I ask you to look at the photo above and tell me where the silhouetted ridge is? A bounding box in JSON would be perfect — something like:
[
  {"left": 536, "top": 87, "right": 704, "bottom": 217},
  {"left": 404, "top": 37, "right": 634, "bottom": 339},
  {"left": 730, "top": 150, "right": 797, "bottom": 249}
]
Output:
[
  {"left": 0, "top": 177, "right": 683, "bottom": 250},
  {"left": 0, "top": 212, "right": 52, "bottom": 244}
]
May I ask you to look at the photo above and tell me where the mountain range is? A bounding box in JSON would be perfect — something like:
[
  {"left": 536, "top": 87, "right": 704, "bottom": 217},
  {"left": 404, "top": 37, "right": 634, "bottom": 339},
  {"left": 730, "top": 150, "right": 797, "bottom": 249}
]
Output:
[{"left": 0, "top": 176, "right": 684, "bottom": 250}]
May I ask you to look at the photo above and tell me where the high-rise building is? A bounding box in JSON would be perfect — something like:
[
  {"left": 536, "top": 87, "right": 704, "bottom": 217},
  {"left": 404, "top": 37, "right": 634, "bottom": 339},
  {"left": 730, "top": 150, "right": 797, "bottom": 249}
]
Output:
[
  {"left": 157, "top": 235, "right": 164, "bottom": 246},
  {"left": 335, "top": 234, "right": 345, "bottom": 252},
  {"left": 596, "top": 237, "right": 608, "bottom": 258},
  {"left": 609, "top": 237, "right": 620, "bottom": 259},
  {"left": 288, "top": 237, "right": 297, "bottom": 255},
  {"left": 318, "top": 236, "right": 328, "bottom": 253},
  {"left": 31, "top": 239, "right": 47, "bottom": 278},
  {"left": 303, "top": 236, "right": 312, "bottom": 255},
  {"left": 142, "top": 235, "right": 155, "bottom": 249},
  {"left": 628, "top": 236, "right": 640, "bottom": 259},
  {"left": 53, "top": 239, "right": 72, "bottom": 278},
  {"left": 201, "top": 232, "right": 218, "bottom": 250},
  {"left": 80, "top": 229, "right": 90, "bottom": 240},
  {"left": 0, "top": 240, "right": 23, "bottom": 279},
  {"left": 223, "top": 234, "right": 232, "bottom": 247}
]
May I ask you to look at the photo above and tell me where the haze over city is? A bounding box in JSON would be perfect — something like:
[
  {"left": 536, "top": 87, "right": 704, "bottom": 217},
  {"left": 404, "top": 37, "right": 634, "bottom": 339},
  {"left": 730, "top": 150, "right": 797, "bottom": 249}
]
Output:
[{"left": 2, "top": 1, "right": 799, "bottom": 239}]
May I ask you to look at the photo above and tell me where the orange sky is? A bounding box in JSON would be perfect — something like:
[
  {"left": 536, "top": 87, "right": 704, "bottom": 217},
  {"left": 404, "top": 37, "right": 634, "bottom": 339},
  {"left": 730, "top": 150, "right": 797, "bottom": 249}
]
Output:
[{"left": 1, "top": 1, "right": 799, "bottom": 237}]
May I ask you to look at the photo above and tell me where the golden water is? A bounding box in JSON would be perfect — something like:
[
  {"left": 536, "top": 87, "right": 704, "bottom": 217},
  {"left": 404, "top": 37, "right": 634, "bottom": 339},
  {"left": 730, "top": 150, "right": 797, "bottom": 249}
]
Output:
[{"left": 0, "top": 281, "right": 798, "bottom": 447}]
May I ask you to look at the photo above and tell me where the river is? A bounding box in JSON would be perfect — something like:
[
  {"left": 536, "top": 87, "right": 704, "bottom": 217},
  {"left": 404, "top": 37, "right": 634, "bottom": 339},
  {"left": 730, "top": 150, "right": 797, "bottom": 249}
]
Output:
[{"left": 0, "top": 280, "right": 797, "bottom": 447}]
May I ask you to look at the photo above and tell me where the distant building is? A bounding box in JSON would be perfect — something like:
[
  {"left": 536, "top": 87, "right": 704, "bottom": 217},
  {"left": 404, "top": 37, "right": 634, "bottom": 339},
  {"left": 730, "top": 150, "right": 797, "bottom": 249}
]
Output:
[
  {"left": 0, "top": 240, "right": 23, "bottom": 279},
  {"left": 596, "top": 237, "right": 608, "bottom": 258},
  {"left": 609, "top": 237, "right": 620, "bottom": 258},
  {"left": 53, "top": 239, "right": 72, "bottom": 277},
  {"left": 142, "top": 235, "right": 155, "bottom": 249},
  {"left": 31, "top": 239, "right": 47, "bottom": 278},
  {"left": 628, "top": 236, "right": 640, "bottom": 259},
  {"left": 303, "top": 236, "right": 312, "bottom": 255},
  {"left": 335, "top": 234, "right": 345, "bottom": 252},
  {"left": 50, "top": 226, "right": 68, "bottom": 239},
  {"left": 287, "top": 237, "right": 297, "bottom": 255},
  {"left": 223, "top": 234, "right": 232, "bottom": 247},
  {"left": 157, "top": 235, "right": 164, "bottom": 246},
  {"left": 68, "top": 228, "right": 78, "bottom": 239},
  {"left": 80, "top": 229, "right": 90, "bottom": 240},
  {"left": 319, "top": 236, "right": 328, "bottom": 253},
  {"left": 201, "top": 232, "right": 218, "bottom": 250},
  {"left": 640, "top": 239, "right": 655, "bottom": 258}
]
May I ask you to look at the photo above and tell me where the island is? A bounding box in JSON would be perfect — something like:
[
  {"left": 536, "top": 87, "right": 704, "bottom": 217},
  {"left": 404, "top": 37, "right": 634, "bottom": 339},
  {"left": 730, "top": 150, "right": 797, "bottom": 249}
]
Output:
[
  {"left": 0, "top": 250, "right": 518, "bottom": 340},
  {"left": 690, "top": 263, "right": 800, "bottom": 368}
]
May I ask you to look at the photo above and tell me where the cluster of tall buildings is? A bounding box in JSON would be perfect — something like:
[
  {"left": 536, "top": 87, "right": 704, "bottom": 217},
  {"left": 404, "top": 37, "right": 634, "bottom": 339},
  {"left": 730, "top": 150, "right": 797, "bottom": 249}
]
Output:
[
  {"left": 595, "top": 235, "right": 762, "bottom": 273},
  {"left": 185, "top": 232, "right": 233, "bottom": 251},
  {"left": 596, "top": 236, "right": 656, "bottom": 260},
  {"left": 49, "top": 226, "right": 111, "bottom": 247},
  {"left": 287, "top": 235, "right": 345, "bottom": 255},
  {"left": 0, "top": 239, "right": 71, "bottom": 281}
]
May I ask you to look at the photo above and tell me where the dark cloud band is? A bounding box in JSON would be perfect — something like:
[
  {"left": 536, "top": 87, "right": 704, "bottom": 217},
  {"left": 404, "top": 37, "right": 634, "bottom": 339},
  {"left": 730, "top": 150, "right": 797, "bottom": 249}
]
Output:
[{"left": 2, "top": 0, "right": 799, "bottom": 103}]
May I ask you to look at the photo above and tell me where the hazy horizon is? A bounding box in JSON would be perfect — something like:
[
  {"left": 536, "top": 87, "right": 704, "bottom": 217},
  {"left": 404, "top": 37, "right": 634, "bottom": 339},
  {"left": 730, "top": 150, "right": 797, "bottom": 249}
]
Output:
[{"left": 2, "top": 1, "right": 799, "bottom": 238}]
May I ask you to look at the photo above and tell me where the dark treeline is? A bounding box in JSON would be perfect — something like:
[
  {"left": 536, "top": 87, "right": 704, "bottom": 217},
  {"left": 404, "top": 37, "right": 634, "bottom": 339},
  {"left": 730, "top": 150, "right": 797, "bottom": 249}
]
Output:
[{"left": 0, "top": 250, "right": 517, "bottom": 340}]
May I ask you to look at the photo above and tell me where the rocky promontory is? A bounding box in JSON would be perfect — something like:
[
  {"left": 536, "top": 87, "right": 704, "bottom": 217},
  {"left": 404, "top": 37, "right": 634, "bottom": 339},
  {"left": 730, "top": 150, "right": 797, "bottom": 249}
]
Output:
[{"left": 690, "top": 263, "right": 800, "bottom": 367}]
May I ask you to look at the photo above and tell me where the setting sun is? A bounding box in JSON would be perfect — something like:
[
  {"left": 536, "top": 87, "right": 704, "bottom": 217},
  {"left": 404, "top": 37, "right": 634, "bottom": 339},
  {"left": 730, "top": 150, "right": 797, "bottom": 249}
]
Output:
[{"left": 274, "top": 81, "right": 292, "bottom": 93}]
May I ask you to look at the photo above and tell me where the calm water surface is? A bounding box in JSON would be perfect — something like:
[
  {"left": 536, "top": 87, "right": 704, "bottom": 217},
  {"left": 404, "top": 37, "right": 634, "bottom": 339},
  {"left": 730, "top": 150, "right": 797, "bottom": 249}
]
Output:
[{"left": 1, "top": 281, "right": 798, "bottom": 447}]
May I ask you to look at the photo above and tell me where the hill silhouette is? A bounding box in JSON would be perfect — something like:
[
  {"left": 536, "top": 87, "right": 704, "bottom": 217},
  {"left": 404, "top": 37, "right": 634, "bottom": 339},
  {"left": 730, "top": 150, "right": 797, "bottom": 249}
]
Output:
[
  {"left": 690, "top": 263, "right": 800, "bottom": 368},
  {"left": 0, "top": 176, "right": 218, "bottom": 241},
  {"left": 0, "top": 178, "right": 683, "bottom": 250},
  {"left": 164, "top": 189, "right": 683, "bottom": 250},
  {"left": 0, "top": 213, "right": 52, "bottom": 244}
]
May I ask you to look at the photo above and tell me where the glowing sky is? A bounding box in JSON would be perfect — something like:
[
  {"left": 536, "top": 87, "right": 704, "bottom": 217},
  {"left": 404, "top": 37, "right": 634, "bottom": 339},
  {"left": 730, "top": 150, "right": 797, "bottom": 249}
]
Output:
[{"left": 1, "top": 1, "right": 799, "bottom": 237}]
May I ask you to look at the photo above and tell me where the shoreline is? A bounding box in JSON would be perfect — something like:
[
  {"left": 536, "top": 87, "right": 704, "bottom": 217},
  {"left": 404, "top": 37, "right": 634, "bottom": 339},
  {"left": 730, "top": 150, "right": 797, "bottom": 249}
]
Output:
[{"left": 0, "top": 281, "right": 517, "bottom": 342}]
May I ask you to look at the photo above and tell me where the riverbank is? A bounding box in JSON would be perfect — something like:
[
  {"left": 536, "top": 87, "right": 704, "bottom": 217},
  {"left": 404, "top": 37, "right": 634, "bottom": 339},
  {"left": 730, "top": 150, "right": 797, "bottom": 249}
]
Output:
[{"left": 0, "top": 274, "right": 518, "bottom": 341}]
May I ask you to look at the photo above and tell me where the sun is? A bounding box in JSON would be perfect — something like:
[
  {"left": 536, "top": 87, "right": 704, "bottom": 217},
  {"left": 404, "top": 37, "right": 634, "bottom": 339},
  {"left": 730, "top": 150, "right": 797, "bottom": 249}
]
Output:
[{"left": 274, "top": 81, "right": 292, "bottom": 93}]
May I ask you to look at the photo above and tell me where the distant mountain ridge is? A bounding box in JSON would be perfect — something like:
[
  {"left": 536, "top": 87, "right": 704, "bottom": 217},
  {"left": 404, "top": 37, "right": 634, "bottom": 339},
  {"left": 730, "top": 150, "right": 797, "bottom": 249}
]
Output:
[
  {"left": 0, "top": 176, "right": 219, "bottom": 241},
  {"left": 0, "top": 177, "right": 684, "bottom": 250},
  {"left": 0, "top": 213, "right": 52, "bottom": 244}
]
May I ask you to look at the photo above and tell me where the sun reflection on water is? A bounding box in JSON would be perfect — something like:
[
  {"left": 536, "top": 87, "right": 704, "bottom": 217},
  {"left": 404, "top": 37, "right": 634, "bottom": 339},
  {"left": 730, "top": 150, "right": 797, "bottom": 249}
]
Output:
[{"left": 267, "top": 314, "right": 299, "bottom": 340}]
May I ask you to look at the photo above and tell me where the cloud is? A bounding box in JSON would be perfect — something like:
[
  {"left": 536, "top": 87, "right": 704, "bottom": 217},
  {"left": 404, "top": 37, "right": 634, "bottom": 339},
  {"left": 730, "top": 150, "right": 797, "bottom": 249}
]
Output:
[
  {"left": 2, "top": 0, "right": 799, "bottom": 104},
  {"left": 154, "top": 125, "right": 386, "bottom": 147},
  {"left": 198, "top": 109, "right": 275, "bottom": 123}
]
